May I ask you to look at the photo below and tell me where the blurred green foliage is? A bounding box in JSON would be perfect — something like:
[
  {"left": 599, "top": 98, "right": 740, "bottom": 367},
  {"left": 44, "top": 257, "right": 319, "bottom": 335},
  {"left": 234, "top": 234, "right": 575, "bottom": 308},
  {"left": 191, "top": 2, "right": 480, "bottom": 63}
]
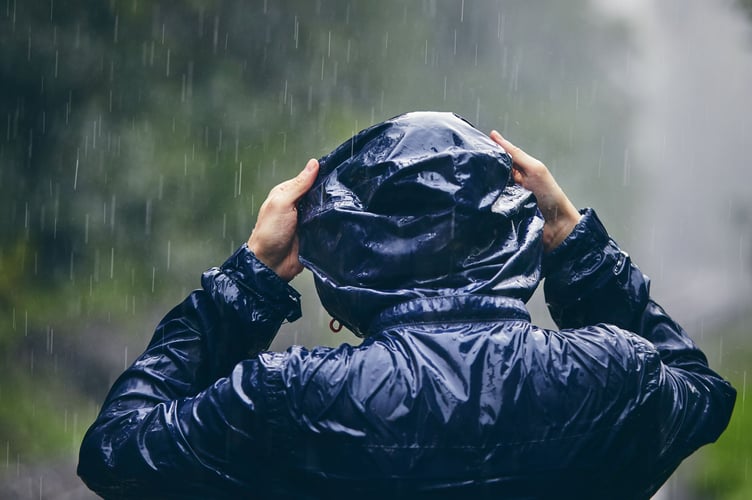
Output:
[
  {"left": 689, "top": 314, "right": 752, "bottom": 500},
  {"left": 0, "top": 0, "right": 634, "bottom": 458},
  {"left": 741, "top": 0, "right": 752, "bottom": 16}
]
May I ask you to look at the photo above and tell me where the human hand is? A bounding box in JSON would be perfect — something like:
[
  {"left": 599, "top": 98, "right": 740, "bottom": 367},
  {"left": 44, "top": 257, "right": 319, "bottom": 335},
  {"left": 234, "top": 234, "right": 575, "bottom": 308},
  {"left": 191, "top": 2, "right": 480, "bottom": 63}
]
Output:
[
  {"left": 489, "top": 131, "right": 581, "bottom": 253},
  {"left": 247, "top": 159, "right": 319, "bottom": 281}
]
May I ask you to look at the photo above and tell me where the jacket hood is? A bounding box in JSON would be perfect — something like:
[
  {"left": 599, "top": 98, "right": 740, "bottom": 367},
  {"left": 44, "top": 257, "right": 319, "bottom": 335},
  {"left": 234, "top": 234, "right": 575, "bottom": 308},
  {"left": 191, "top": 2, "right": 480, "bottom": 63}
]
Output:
[{"left": 298, "top": 111, "right": 543, "bottom": 337}]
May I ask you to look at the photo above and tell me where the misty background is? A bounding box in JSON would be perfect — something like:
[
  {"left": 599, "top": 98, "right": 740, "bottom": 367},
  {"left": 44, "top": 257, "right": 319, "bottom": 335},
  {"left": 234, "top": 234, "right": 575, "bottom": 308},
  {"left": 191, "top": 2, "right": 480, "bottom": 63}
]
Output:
[{"left": 1, "top": 1, "right": 750, "bottom": 498}]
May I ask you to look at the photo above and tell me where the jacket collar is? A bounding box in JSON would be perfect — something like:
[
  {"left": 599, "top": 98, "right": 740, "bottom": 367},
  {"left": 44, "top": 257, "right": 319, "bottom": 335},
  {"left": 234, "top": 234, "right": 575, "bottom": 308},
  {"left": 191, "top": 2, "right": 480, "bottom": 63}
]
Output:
[{"left": 367, "top": 294, "right": 531, "bottom": 335}]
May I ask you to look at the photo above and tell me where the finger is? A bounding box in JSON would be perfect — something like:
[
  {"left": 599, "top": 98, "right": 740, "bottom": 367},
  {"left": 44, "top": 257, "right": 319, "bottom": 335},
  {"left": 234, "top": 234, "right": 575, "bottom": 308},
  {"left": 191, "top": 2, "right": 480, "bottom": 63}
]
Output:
[
  {"left": 489, "top": 130, "right": 536, "bottom": 175},
  {"left": 490, "top": 131, "right": 525, "bottom": 185},
  {"left": 281, "top": 237, "right": 304, "bottom": 280},
  {"left": 489, "top": 129, "right": 505, "bottom": 145},
  {"left": 489, "top": 130, "right": 517, "bottom": 155},
  {"left": 510, "top": 166, "right": 524, "bottom": 185},
  {"left": 489, "top": 130, "right": 522, "bottom": 162},
  {"left": 271, "top": 159, "right": 320, "bottom": 204}
]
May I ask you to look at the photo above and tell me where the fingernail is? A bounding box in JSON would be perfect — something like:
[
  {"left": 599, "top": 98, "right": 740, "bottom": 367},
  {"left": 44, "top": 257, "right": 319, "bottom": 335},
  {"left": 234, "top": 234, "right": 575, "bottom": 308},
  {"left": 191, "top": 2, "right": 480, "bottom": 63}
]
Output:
[{"left": 305, "top": 158, "right": 317, "bottom": 172}]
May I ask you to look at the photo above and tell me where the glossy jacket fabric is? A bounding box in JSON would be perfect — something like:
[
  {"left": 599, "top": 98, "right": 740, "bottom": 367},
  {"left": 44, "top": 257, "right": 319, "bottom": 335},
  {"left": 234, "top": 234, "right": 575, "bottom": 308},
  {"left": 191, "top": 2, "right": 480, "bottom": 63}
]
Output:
[{"left": 78, "top": 114, "right": 736, "bottom": 499}]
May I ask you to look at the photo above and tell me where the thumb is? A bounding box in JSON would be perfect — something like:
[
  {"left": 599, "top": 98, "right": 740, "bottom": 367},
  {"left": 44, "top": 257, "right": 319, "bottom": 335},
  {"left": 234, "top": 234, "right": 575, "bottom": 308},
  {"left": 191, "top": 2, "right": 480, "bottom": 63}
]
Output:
[
  {"left": 292, "top": 158, "right": 319, "bottom": 196},
  {"left": 274, "top": 159, "right": 320, "bottom": 203}
]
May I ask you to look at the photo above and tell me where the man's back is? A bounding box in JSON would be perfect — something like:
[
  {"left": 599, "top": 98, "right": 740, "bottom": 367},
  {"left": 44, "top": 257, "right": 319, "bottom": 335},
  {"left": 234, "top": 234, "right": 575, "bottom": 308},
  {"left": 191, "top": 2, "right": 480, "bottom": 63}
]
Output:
[
  {"left": 78, "top": 113, "right": 734, "bottom": 499},
  {"left": 78, "top": 211, "right": 734, "bottom": 499}
]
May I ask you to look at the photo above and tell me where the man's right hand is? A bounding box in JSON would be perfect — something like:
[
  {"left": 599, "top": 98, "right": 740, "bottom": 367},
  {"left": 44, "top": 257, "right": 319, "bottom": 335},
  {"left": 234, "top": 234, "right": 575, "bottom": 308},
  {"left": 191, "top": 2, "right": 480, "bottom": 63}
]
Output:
[
  {"left": 247, "top": 158, "right": 319, "bottom": 282},
  {"left": 490, "top": 130, "right": 581, "bottom": 253}
]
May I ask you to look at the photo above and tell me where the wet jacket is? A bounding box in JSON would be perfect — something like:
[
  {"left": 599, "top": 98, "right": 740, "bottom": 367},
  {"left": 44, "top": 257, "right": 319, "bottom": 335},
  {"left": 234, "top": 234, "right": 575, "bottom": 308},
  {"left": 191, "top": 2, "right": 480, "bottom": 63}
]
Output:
[{"left": 78, "top": 113, "right": 735, "bottom": 499}]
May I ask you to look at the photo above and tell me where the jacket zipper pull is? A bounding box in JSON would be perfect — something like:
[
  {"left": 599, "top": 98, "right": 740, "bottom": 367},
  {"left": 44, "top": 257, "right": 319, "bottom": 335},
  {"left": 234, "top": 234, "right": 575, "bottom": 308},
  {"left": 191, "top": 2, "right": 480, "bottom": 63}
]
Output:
[{"left": 329, "top": 318, "right": 344, "bottom": 333}]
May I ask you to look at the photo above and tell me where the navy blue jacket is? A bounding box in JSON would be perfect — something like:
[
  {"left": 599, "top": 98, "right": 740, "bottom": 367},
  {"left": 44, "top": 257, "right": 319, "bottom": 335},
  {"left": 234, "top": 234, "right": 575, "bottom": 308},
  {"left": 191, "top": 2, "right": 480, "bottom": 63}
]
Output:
[
  {"left": 78, "top": 112, "right": 735, "bottom": 498},
  {"left": 77, "top": 210, "right": 735, "bottom": 499}
]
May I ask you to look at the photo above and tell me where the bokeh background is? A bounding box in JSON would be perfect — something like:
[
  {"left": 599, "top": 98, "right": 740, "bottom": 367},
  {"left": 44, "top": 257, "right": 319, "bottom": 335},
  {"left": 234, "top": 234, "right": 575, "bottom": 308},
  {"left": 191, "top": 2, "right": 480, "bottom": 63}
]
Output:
[{"left": 1, "top": 1, "right": 750, "bottom": 498}]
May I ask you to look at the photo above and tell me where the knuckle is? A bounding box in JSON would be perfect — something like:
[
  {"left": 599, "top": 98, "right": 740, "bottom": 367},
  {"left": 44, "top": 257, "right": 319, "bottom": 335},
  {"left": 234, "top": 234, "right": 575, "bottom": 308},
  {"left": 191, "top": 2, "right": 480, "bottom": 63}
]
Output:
[
  {"left": 257, "top": 199, "right": 271, "bottom": 213},
  {"left": 265, "top": 193, "right": 284, "bottom": 209},
  {"left": 531, "top": 159, "right": 546, "bottom": 172}
]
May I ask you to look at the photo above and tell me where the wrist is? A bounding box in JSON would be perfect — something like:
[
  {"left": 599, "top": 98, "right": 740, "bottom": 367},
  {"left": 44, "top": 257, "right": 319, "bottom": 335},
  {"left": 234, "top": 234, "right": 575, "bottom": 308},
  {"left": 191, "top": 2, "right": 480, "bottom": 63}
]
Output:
[
  {"left": 247, "top": 239, "right": 276, "bottom": 273},
  {"left": 541, "top": 208, "right": 608, "bottom": 275},
  {"left": 543, "top": 211, "right": 581, "bottom": 253},
  {"left": 215, "top": 245, "right": 302, "bottom": 322}
]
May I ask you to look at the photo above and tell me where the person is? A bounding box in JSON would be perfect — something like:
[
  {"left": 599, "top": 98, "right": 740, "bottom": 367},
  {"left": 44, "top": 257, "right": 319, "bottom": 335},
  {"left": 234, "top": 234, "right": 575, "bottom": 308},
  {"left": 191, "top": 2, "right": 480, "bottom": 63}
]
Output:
[{"left": 78, "top": 112, "right": 735, "bottom": 499}]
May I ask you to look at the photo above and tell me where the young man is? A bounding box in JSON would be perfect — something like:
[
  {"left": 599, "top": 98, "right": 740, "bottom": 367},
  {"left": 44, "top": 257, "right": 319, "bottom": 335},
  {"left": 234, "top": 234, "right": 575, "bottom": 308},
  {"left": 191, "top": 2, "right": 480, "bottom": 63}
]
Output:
[{"left": 78, "top": 112, "right": 735, "bottom": 499}]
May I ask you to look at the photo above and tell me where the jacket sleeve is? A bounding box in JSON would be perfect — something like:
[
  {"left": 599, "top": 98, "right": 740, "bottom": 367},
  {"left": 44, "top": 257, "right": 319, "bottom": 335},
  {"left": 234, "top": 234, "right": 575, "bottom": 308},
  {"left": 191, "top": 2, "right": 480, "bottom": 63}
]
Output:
[
  {"left": 77, "top": 244, "right": 302, "bottom": 499},
  {"left": 543, "top": 208, "right": 736, "bottom": 494}
]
